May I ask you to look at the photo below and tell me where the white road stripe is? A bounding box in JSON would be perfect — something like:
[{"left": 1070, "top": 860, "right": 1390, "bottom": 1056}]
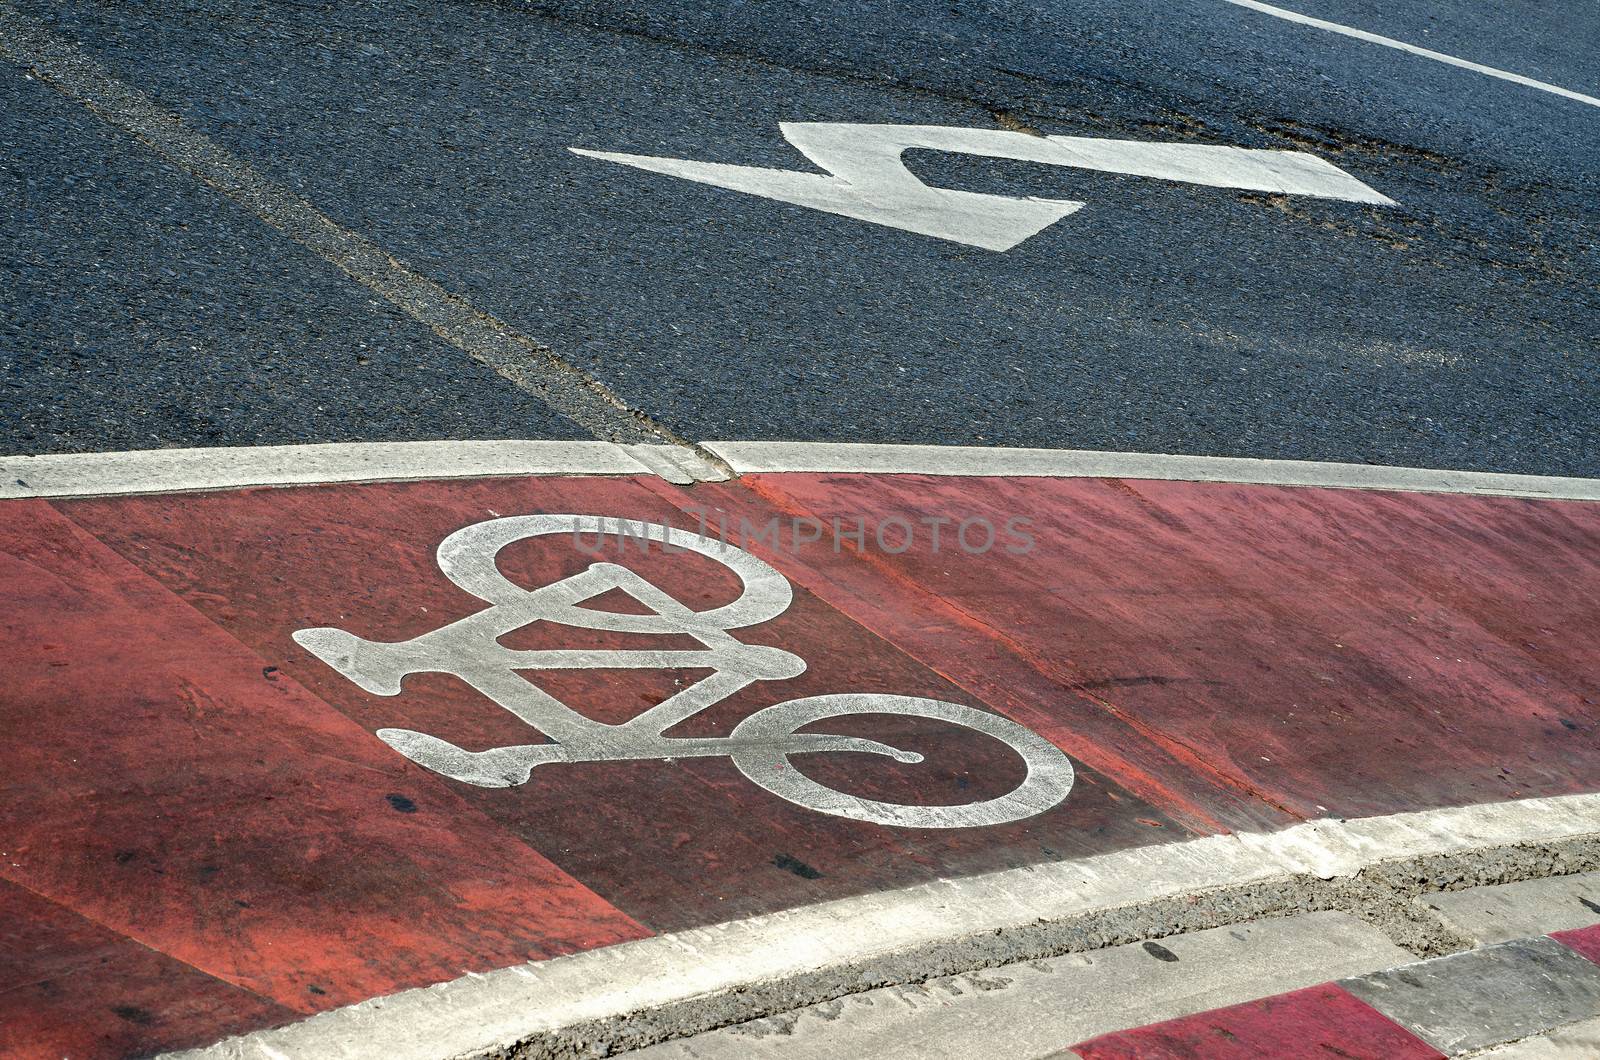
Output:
[
  {"left": 168, "top": 791, "right": 1600, "bottom": 1060},
  {"left": 1219, "top": 0, "right": 1600, "bottom": 109},
  {"left": 4, "top": 440, "right": 1598, "bottom": 501}
]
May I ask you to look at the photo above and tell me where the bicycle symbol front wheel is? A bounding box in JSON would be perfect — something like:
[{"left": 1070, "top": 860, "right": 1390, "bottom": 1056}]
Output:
[{"left": 728, "top": 695, "right": 1075, "bottom": 828}]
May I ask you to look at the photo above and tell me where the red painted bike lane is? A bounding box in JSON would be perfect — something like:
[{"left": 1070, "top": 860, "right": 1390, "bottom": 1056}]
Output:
[{"left": 3, "top": 469, "right": 1598, "bottom": 1056}]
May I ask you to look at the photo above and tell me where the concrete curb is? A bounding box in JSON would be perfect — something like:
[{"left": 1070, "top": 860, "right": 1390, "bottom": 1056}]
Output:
[
  {"left": 703, "top": 441, "right": 1600, "bottom": 500},
  {"left": 4, "top": 440, "right": 1599, "bottom": 500},
  {"left": 166, "top": 793, "right": 1600, "bottom": 1059}
]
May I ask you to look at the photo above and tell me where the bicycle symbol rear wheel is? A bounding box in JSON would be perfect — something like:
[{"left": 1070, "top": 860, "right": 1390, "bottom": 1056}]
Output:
[{"left": 728, "top": 695, "right": 1075, "bottom": 828}]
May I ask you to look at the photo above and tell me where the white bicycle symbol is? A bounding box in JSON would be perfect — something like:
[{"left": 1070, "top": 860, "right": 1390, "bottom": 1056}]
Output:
[{"left": 294, "top": 515, "right": 1074, "bottom": 828}]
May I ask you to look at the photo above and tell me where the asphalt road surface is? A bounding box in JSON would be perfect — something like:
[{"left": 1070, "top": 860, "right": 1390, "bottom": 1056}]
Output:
[{"left": 3, "top": 0, "right": 1597, "bottom": 474}]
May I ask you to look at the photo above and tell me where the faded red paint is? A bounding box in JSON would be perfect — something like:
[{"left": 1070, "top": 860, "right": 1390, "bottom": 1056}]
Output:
[
  {"left": 59, "top": 478, "right": 1188, "bottom": 933},
  {"left": 1552, "top": 924, "right": 1600, "bottom": 965},
  {"left": 742, "top": 474, "right": 1600, "bottom": 821},
  {"left": 686, "top": 476, "right": 1286, "bottom": 832},
  {"left": 0, "top": 500, "right": 646, "bottom": 1017},
  {"left": 0, "top": 877, "right": 295, "bottom": 1060},
  {"left": 1070, "top": 983, "right": 1445, "bottom": 1059}
]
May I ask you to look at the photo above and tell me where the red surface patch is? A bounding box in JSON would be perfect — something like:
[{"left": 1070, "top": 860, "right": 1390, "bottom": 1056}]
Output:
[
  {"left": 58, "top": 478, "right": 1187, "bottom": 932},
  {"left": 4, "top": 469, "right": 1600, "bottom": 1057},
  {"left": 1552, "top": 924, "right": 1600, "bottom": 966},
  {"left": 0, "top": 500, "right": 645, "bottom": 1015},
  {"left": 0, "top": 878, "right": 295, "bottom": 1060},
  {"left": 736, "top": 474, "right": 1600, "bottom": 821},
  {"left": 1070, "top": 983, "right": 1445, "bottom": 1059}
]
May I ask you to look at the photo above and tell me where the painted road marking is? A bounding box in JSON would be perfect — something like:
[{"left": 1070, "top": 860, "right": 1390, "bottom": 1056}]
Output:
[
  {"left": 6, "top": 461, "right": 1599, "bottom": 1055},
  {"left": 1221, "top": 0, "right": 1600, "bottom": 109},
  {"left": 295, "top": 513, "right": 1075, "bottom": 828},
  {"left": 173, "top": 791, "right": 1600, "bottom": 1060},
  {"left": 573, "top": 122, "right": 1395, "bottom": 251},
  {"left": 1072, "top": 982, "right": 1446, "bottom": 1058},
  {"left": 8, "top": 440, "right": 1599, "bottom": 501}
]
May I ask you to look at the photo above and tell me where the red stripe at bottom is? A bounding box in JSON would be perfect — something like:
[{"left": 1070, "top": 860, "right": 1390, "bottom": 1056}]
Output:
[
  {"left": 1552, "top": 923, "right": 1600, "bottom": 966},
  {"left": 1068, "top": 983, "right": 1444, "bottom": 1059}
]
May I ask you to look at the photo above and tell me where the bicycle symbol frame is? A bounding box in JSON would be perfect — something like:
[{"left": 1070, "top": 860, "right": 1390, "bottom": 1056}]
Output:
[{"left": 294, "top": 515, "right": 1075, "bottom": 828}]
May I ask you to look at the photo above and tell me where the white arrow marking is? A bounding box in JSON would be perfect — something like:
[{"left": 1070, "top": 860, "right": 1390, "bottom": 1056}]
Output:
[{"left": 573, "top": 122, "right": 1397, "bottom": 251}]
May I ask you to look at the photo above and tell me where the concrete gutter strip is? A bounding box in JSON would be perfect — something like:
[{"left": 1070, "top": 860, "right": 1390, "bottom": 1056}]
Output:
[
  {"left": 702, "top": 441, "right": 1600, "bottom": 501},
  {"left": 0, "top": 441, "right": 662, "bottom": 498},
  {"left": 3, "top": 440, "right": 1599, "bottom": 500},
  {"left": 169, "top": 792, "right": 1600, "bottom": 1060}
]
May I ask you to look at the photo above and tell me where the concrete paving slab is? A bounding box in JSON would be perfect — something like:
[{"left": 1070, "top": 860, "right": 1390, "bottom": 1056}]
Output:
[
  {"left": 1425, "top": 874, "right": 1600, "bottom": 946},
  {"left": 1473, "top": 1015, "right": 1600, "bottom": 1058},
  {"left": 626, "top": 911, "right": 1414, "bottom": 1059},
  {"left": 1068, "top": 927, "right": 1600, "bottom": 1058},
  {"left": 1342, "top": 938, "right": 1600, "bottom": 1055}
]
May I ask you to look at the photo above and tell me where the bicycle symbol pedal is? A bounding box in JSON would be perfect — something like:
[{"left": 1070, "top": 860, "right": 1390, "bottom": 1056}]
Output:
[{"left": 294, "top": 515, "right": 1074, "bottom": 828}]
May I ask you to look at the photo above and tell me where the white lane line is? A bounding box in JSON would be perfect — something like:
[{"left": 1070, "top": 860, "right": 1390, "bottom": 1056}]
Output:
[
  {"left": 168, "top": 791, "right": 1600, "bottom": 1060},
  {"left": 1219, "top": 0, "right": 1600, "bottom": 109},
  {"left": 703, "top": 441, "right": 1600, "bottom": 502},
  {"left": 4, "top": 440, "right": 1598, "bottom": 501}
]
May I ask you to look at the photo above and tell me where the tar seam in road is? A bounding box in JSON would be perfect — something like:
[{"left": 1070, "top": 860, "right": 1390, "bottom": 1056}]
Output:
[{"left": 0, "top": 3, "right": 731, "bottom": 469}]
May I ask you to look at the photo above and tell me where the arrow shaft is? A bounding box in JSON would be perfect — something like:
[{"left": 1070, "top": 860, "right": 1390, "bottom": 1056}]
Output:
[{"left": 573, "top": 122, "right": 1395, "bottom": 250}]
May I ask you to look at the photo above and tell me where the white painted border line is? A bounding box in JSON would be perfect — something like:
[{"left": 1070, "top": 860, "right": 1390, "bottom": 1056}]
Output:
[
  {"left": 0, "top": 441, "right": 663, "bottom": 499},
  {"left": 1219, "top": 0, "right": 1600, "bottom": 109},
  {"left": 4, "top": 440, "right": 1598, "bottom": 501},
  {"left": 703, "top": 441, "right": 1600, "bottom": 501},
  {"left": 171, "top": 791, "right": 1600, "bottom": 1060}
]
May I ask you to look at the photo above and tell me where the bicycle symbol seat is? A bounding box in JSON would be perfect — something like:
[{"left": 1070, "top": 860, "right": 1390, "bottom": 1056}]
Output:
[{"left": 293, "top": 514, "right": 1075, "bottom": 828}]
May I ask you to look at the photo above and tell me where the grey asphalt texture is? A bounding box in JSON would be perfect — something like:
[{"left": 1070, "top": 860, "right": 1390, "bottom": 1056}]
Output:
[{"left": 2, "top": 0, "right": 1596, "bottom": 474}]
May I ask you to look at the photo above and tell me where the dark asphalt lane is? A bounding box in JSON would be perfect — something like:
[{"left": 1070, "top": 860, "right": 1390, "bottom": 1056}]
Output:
[
  {"left": 3, "top": 0, "right": 1596, "bottom": 474},
  {"left": 0, "top": 57, "right": 588, "bottom": 454},
  {"left": 1240, "top": 0, "right": 1600, "bottom": 94}
]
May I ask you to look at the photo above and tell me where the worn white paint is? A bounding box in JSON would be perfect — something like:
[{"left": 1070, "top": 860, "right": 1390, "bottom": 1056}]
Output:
[
  {"left": 621, "top": 442, "right": 732, "bottom": 484},
  {"left": 573, "top": 122, "right": 1395, "bottom": 250},
  {"left": 295, "top": 514, "right": 1073, "bottom": 826},
  {"left": 168, "top": 791, "right": 1600, "bottom": 1060},
  {"left": 729, "top": 694, "right": 1074, "bottom": 828},
  {"left": 1220, "top": 0, "right": 1600, "bottom": 109}
]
